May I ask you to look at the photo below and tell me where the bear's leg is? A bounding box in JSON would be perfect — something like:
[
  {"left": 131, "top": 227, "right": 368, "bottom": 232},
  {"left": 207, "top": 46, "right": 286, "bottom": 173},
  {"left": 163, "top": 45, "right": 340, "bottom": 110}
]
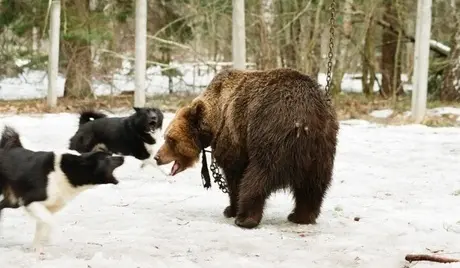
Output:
[
  {"left": 234, "top": 164, "right": 270, "bottom": 229},
  {"left": 288, "top": 161, "right": 332, "bottom": 224},
  {"left": 221, "top": 166, "right": 245, "bottom": 218},
  {"left": 287, "top": 184, "right": 323, "bottom": 224}
]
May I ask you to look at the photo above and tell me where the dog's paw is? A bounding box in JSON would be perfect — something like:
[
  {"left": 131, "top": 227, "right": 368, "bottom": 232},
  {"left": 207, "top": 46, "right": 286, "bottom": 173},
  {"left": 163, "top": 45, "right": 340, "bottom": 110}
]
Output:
[
  {"left": 27, "top": 243, "right": 46, "bottom": 258},
  {"left": 37, "top": 251, "right": 47, "bottom": 260}
]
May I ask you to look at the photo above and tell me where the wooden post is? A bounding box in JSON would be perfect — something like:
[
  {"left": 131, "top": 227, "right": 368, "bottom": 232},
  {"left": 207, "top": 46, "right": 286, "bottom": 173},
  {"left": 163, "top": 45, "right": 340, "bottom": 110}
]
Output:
[
  {"left": 47, "top": 0, "right": 61, "bottom": 108},
  {"left": 411, "top": 0, "right": 432, "bottom": 123},
  {"left": 134, "top": 0, "right": 147, "bottom": 107},
  {"left": 232, "top": 0, "right": 246, "bottom": 69}
]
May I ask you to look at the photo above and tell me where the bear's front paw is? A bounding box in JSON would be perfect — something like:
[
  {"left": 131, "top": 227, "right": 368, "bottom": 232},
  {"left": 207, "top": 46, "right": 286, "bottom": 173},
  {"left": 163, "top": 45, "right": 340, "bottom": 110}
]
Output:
[{"left": 223, "top": 206, "right": 237, "bottom": 218}]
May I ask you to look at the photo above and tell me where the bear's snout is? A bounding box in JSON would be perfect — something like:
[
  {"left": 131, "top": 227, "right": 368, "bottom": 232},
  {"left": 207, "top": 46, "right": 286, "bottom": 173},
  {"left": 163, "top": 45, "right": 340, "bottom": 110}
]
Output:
[{"left": 153, "top": 154, "right": 161, "bottom": 164}]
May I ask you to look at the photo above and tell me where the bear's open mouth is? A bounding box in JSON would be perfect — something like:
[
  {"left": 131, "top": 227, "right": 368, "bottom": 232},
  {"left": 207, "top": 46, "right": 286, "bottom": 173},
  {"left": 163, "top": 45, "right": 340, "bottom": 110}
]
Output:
[{"left": 170, "top": 161, "right": 182, "bottom": 176}]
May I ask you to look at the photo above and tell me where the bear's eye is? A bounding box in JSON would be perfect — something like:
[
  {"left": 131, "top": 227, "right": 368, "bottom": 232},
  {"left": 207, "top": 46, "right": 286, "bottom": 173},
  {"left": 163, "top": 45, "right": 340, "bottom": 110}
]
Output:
[{"left": 167, "top": 136, "right": 176, "bottom": 145}]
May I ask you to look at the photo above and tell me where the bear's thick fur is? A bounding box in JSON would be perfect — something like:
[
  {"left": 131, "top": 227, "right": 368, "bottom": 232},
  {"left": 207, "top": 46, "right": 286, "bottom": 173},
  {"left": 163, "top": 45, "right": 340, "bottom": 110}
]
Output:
[{"left": 154, "top": 68, "right": 339, "bottom": 228}]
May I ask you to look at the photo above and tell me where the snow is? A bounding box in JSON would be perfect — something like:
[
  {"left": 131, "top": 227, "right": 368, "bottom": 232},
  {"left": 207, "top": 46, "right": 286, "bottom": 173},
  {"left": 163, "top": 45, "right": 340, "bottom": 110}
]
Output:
[
  {"left": 0, "top": 61, "right": 216, "bottom": 100},
  {"left": 0, "top": 59, "right": 415, "bottom": 101},
  {"left": 428, "top": 107, "right": 460, "bottom": 116},
  {"left": 430, "top": 40, "right": 451, "bottom": 53},
  {"left": 369, "top": 109, "right": 394, "bottom": 118},
  {"left": 370, "top": 107, "right": 460, "bottom": 121},
  {"left": 1, "top": 112, "right": 460, "bottom": 268}
]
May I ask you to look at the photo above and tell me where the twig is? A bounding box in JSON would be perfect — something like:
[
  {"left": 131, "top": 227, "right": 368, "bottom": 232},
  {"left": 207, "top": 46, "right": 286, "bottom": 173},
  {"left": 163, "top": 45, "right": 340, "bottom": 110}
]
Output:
[
  {"left": 405, "top": 254, "right": 460, "bottom": 263},
  {"left": 276, "top": 0, "right": 313, "bottom": 35}
]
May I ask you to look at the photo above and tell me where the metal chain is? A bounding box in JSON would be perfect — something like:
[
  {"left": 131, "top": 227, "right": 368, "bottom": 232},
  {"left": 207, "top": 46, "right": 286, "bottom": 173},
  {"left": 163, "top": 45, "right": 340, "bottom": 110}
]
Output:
[
  {"left": 325, "top": 0, "right": 336, "bottom": 101},
  {"left": 209, "top": 157, "right": 228, "bottom": 193}
]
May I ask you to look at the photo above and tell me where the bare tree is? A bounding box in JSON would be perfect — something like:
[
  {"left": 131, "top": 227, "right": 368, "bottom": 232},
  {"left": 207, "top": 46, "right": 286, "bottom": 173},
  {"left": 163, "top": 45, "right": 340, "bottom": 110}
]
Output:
[
  {"left": 332, "top": 0, "right": 353, "bottom": 94},
  {"left": 62, "top": 0, "right": 93, "bottom": 98},
  {"left": 440, "top": 0, "right": 460, "bottom": 101},
  {"left": 381, "top": 0, "right": 403, "bottom": 98},
  {"left": 257, "top": 0, "right": 276, "bottom": 69},
  {"left": 361, "top": 2, "right": 377, "bottom": 96}
]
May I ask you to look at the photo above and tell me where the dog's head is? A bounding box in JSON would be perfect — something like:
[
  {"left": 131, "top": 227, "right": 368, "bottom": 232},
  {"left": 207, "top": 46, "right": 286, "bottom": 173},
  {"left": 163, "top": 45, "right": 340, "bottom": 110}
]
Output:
[
  {"left": 62, "top": 150, "right": 125, "bottom": 186},
  {"left": 132, "top": 107, "right": 164, "bottom": 133},
  {"left": 154, "top": 100, "right": 212, "bottom": 176}
]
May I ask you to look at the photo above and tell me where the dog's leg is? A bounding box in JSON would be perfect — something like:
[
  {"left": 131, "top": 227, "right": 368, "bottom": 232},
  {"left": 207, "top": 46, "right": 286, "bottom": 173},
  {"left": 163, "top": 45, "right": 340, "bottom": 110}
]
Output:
[
  {"left": 25, "top": 202, "right": 56, "bottom": 254},
  {"left": 0, "top": 198, "right": 20, "bottom": 234},
  {"left": 141, "top": 155, "right": 158, "bottom": 169},
  {"left": 0, "top": 198, "right": 5, "bottom": 232},
  {"left": 32, "top": 221, "right": 51, "bottom": 256}
]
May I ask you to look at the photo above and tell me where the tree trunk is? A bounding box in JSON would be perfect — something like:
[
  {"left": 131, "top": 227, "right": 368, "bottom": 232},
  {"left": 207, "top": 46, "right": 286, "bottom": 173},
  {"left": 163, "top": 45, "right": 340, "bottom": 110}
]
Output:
[
  {"left": 332, "top": 0, "right": 353, "bottom": 94},
  {"left": 63, "top": 0, "right": 93, "bottom": 98},
  {"left": 277, "top": 0, "right": 298, "bottom": 68},
  {"left": 381, "top": 0, "right": 402, "bottom": 98},
  {"left": 222, "top": 20, "right": 233, "bottom": 62},
  {"left": 362, "top": 14, "right": 376, "bottom": 97},
  {"left": 304, "top": 0, "right": 324, "bottom": 78},
  {"left": 257, "top": 0, "right": 276, "bottom": 69},
  {"left": 440, "top": 0, "right": 460, "bottom": 101}
]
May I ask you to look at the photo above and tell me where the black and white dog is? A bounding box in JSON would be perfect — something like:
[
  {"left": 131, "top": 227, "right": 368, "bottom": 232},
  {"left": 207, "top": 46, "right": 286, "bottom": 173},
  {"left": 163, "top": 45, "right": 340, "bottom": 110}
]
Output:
[
  {"left": 0, "top": 126, "right": 125, "bottom": 253},
  {"left": 68, "top": 107, "right": 164, "bottom": 168}
]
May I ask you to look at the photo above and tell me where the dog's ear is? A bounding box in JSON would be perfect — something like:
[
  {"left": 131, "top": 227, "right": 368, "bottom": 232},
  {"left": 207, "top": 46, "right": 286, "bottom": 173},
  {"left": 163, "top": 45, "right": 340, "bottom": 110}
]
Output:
[
  {"left": 187, "top": 100, "right": 205, "bottom": 125},
  {"left": 133, "top": 107, "right": 141, "bottom": 113}
]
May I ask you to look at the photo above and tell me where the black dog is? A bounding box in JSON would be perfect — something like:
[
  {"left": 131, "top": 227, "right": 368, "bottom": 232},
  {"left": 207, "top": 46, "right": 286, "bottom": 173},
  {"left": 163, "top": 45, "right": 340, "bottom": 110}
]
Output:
[
  {"left": 0, "top": 126, "right": 124, "bottom": 253},
  {"left": 68, "top": 107, "right": 164, "bottom": 167}
]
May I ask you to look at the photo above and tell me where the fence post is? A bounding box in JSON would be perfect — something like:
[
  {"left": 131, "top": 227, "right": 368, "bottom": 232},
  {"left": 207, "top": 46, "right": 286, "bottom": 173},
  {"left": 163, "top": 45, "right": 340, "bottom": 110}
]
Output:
[
  {"left": 134, "top": 0, "right": 147, "bottom": 107},
  {"left": 232, "top": 0, "right": 246, "bottom": 69},
  {"left": 47, "top": 0, "right": 61, "bottom": 108},
  {"left": 411, "top": 0, "right": 432, "bottom": 123}
]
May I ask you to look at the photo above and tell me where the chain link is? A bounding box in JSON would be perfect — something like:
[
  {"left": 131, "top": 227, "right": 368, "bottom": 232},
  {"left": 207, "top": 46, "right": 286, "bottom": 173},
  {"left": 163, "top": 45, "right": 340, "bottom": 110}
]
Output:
[
  {"left": 325, "top": 0, "right": 336, "bottom": 101},
  {"left": 209, "top": 156, "right": 228, "bottom": 193}
]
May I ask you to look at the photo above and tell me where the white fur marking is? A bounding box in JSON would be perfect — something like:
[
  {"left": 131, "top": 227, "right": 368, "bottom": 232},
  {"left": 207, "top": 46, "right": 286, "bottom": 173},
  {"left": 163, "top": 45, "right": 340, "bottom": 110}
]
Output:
[
  {"left": 42, "top": 154, "right": 94, "bottom": 212},
  {"left": 25, "top": 202, "right": 56, "bottom": 252},
  {"left": 142, "top": 128, "right": 163, "bottom": 168},
  {"left": 92, "top": 143, "right": 108, "bottom": 152},
  {"left": 25, "top": 153, "right": 96, "bottom": 252}
]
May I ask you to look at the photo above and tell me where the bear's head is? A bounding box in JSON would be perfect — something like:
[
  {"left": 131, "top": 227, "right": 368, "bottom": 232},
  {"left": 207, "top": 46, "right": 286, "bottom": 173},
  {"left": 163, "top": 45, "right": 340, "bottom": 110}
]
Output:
[{"left": 154, "top": 99, "right": 213, "bottom": 176}]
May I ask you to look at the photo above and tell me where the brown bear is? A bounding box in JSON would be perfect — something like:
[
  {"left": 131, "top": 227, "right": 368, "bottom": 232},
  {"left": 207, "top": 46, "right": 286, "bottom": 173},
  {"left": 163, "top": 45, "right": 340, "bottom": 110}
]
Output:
[{"left": 154, "top": 68, "right": 339, "bottom": 229}]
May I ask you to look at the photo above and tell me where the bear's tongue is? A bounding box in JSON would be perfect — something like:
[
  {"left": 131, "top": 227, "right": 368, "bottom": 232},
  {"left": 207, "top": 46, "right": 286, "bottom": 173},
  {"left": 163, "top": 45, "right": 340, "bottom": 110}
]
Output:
[{"left": 170, "top": 161, "right": 181, "bottom": 176}]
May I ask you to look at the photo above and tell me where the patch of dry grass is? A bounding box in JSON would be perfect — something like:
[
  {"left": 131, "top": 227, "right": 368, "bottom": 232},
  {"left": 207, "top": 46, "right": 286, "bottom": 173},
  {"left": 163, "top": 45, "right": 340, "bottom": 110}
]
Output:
[
  {"left": 333, "top": 93, "right": 460, "bottom": 127},
  {"left": 0, "top": 92, "right": 458, "bottom": 127}
]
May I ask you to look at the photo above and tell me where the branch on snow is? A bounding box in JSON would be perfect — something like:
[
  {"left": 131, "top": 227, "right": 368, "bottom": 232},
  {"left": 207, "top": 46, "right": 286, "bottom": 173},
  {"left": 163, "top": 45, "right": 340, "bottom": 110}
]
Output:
[{"left": 405, "top": 254, "right": 460, "bottom": 263}]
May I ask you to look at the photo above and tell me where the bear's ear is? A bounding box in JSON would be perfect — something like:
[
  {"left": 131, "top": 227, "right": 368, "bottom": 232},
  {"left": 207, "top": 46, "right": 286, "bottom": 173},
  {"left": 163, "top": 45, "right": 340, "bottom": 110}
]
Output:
[
  {"left": 133, "top": 107, "right": 141, "bottom": 113},
  {"left": 187, "top": 100, "right": 205, "bottom": 125}
]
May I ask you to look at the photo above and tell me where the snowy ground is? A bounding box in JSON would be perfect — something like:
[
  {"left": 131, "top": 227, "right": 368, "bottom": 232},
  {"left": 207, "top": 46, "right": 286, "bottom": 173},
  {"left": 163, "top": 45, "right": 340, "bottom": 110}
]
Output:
[
  {"left": 370, "top": 107, "right": 460, "bottom": 122},
  {"left": 0, "top": 59, "right": 413, "bottom": 101},
  {"left": 0, "top": 112, "right": 459, "bottom": 268}
]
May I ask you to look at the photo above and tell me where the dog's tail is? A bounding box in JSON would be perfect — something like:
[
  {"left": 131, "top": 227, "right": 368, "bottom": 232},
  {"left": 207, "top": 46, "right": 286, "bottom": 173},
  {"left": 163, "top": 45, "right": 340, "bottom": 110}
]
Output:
[
  {"left": 79, "top": 109, "right": 107, "bottom": 126},
  {"left": 0, "top": 126, "right": 23, "bottom": 150}
]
